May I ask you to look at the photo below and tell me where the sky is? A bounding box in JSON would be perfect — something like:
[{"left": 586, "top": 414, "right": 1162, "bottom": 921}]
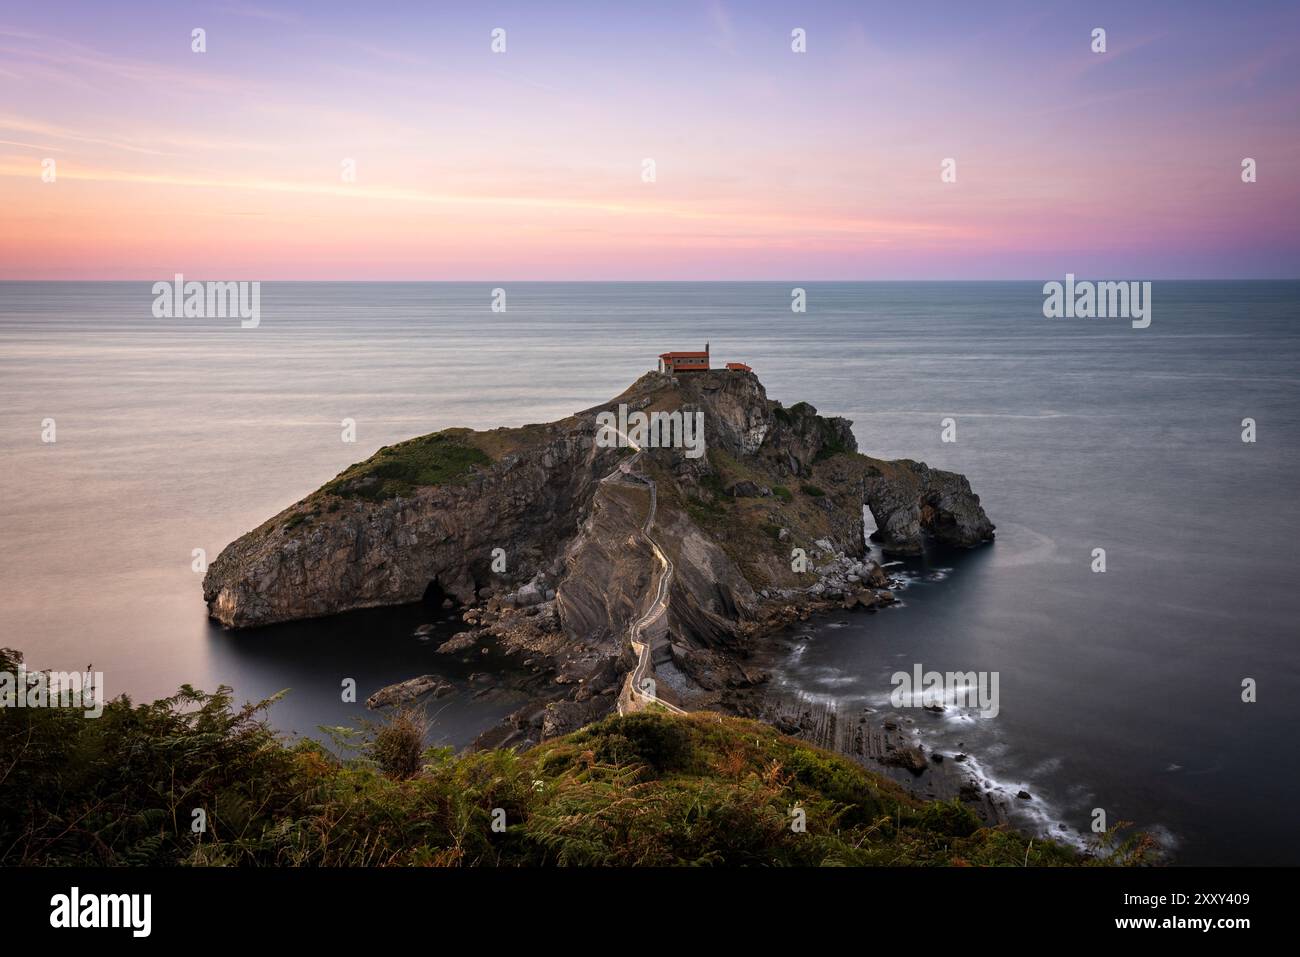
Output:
[{"left": 1, "top": 0, "right": 1297, "bottom": 280}]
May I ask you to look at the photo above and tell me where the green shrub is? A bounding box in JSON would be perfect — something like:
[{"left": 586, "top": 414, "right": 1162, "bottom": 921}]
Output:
[
  {"left": 700, "top": 470, "right": 728, "bottom": 498},
  {"left": 579, "top": 712, "right": 693, "bottom": 773},
  {"left": 917, "top": 798, "right": 981, "bottom": 837},
  {"left": 369, "top": 708, "right": 428, "bottom": 779},
  {"left": 322, "top": 430, "right": 490, "bottom": 502},
  {"left": 813, "top": 419, "right": 853, "bottom": 462}
]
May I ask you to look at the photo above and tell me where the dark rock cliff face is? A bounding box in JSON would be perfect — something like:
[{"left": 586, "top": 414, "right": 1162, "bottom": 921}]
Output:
[
  {"left": 203, "top": 425, "right": 618, "bottom": 628},
  {"left": 204, "top": 369, "right": 993, "bottom": 742}
]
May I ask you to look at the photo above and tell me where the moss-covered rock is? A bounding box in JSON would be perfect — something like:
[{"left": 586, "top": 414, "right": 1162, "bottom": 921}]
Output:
[{"left": 321, "top": 429, "right": 491, "bottom": 502}]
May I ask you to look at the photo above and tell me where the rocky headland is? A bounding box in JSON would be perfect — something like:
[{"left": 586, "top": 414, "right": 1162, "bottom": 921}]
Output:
[{"left": 204, "top": 368, "right": 994, "bottom": 760}]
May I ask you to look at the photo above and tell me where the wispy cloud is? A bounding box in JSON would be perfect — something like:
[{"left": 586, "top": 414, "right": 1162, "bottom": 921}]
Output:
[
  {"left": 0, "top": 115, "right": 171, "bottom": 156},
  {"left": 0, "top": 157, "right": 972, "bottom": 243},
  {"left": 0, "top": 138, "right": 65, "bottom": 152},
  {"left": 0, "top": 32, "right": 255, "bottom": 95},
  {"left": 211, "top": 2, "right": 301, "bottom": 24}
]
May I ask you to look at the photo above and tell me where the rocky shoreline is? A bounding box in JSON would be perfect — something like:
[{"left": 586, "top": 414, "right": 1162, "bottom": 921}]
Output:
[{"left": 399, "top": 533, "right": 1015, "bottom": 826}]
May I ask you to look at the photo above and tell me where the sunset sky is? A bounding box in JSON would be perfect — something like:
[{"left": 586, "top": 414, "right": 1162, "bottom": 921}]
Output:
[{"left": 1, "top": 0, "right": 1297, "bottom": 279}]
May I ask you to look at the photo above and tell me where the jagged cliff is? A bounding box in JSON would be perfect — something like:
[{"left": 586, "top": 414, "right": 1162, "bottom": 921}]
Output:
[{"left": 204, "top": 369, "right": 993, "bottom": 742}]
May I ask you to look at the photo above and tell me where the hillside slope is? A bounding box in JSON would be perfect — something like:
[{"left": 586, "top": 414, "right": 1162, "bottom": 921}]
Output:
[{"left": 0, "top": 648, "right": 1148, "bottom": 867}]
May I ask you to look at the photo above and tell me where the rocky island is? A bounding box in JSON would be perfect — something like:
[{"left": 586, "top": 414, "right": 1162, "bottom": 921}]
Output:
[{"left": 204, "top": 367, "right": 994, "bottom": 752}]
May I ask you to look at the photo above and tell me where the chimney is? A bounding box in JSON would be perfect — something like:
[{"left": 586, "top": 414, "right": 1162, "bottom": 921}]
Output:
[{"left": 705, "top": 341, "right": 710, "bottom": 356}]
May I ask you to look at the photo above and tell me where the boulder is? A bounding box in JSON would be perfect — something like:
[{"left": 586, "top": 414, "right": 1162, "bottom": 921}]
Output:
[
  {"left": 366, "top": 674, "right": 453, "bottom": 709},
  {"left": 726, "top": 480, "right": 771, "bottom": 498},
  {"left": 884, "top": 745, "right": 929, "bottom": 775}
]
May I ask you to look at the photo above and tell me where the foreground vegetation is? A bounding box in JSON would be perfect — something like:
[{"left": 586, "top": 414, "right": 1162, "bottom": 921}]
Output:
[{"left": 0, "top": 648, "right": 1151, "bottom": 866}]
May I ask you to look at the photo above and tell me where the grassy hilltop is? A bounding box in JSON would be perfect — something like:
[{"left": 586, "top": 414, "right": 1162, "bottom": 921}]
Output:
[{"left": 0, "top": 648, "right": 1153, "bottom": 867}]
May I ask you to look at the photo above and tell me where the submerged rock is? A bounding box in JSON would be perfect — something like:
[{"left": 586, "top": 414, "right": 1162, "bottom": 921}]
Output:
[
  {"left": 436, "top": 630, "right": 482, "bottom": 655},
  {"left": 366, "top": 675, "right": 453, "bottom": 710}
]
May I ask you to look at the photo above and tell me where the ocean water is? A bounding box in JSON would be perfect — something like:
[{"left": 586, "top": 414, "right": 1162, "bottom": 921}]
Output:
[{"left": 1, "top": 281, "right": 1297, "bottom": 864}]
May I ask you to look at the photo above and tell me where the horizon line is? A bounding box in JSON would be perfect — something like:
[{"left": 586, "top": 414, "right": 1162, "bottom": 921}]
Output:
[{"left": 3, "top": 277, "right": 1298, "bottom": 284}]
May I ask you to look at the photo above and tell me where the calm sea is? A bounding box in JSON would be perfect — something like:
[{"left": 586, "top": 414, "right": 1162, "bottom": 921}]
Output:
[{"left": 1, "top": 281, "right": 1297, "bottom": 864}]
